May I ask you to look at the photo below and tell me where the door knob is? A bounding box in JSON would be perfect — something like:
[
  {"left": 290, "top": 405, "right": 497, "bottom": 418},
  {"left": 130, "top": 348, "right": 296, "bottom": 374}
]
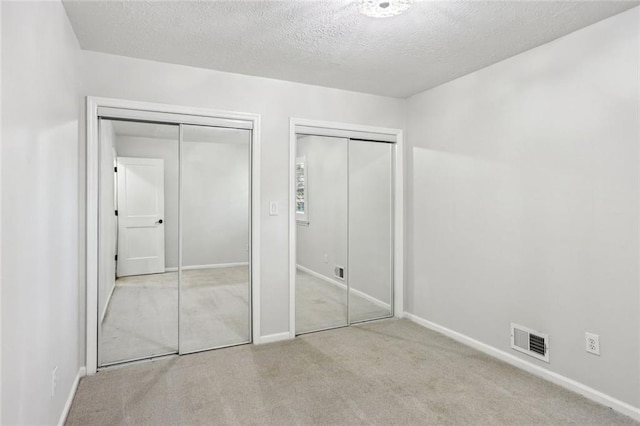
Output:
[{"left": 157, "top": 219, "right": 163, "bottom": 224}]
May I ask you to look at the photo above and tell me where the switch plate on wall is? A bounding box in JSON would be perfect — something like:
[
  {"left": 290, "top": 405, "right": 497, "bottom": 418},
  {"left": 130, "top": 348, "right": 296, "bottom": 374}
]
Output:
[{"left": 269, "top": 201, "right": 278, "bottom": 216}]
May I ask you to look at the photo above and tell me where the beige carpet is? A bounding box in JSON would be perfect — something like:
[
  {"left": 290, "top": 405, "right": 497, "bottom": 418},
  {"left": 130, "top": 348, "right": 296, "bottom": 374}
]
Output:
[
  {"left": 101, "top": 267, "right": 391, "bottom": 365},
  {"left": 100, "top": 266, "right": 250, "bottom": 366},
  {"left": 295, "top": 269, "right": 391, "bottom": 334},
  {"left": 70, "top": 319, "right": 637, "bottom": 425}
]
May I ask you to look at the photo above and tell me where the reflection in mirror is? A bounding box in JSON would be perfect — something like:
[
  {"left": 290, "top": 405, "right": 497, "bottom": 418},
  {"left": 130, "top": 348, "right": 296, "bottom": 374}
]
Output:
[
  {"left": 295, "top": 135, "right": 348, "bottom": 334},
  {"left": 98, "top": 119, "right": 179, "bottom": 366},
  {"left": 348, "top": 140, "right": 393, "bottom": 322},
  {"left": 180, "top": 125, "right": 251, "bottom": 353}
]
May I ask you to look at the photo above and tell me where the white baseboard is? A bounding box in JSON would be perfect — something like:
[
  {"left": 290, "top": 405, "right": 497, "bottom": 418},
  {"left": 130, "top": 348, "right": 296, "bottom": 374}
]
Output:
[
  {"left": 165, "top": 262, "right": 248, "bottom": 272},
  {"left": 403, "top": 312, "right": 640, "bottom": 422},
  {"left": 296, "top": 264, "right": 390, "bottom": 310},
  {"left": 57, "top": 366, "right": 86, "bottom": 426},
  {"left": 100, "top": 282, "right": 116, "bottom": 325},
  {"left": 256, "top": 331, "right": 292, "bottom": 345}
]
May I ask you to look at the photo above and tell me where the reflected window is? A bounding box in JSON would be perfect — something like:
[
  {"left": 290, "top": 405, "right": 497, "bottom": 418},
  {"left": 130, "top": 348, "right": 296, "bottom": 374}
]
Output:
[{"left": 296, "top": 156, "right": 309, "bottom": 224}]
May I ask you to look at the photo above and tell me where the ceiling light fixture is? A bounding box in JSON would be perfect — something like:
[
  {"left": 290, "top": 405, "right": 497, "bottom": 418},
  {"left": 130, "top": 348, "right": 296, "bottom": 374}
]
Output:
[{"left": 358, "top": 0, "right": 411, "bottom": 18}]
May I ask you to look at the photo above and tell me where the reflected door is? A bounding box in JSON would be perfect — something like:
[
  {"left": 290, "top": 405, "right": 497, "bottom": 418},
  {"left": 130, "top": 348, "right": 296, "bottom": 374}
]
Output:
[
  {"left": 98, "top": 119, "right": 179, "bottom": 366},
  {"left": 295, "top": 135, "right": 349, "bottom": 334},
  {"left": 179, "top": 124, "right": 251, "bottom": 353},
  {"left": 116, "top": 157, "right": 165, "bottom": 277}
]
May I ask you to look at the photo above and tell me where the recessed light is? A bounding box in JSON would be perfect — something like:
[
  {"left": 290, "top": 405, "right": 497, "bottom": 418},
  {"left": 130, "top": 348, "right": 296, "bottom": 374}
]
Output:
[{"left": 359, "top": 0, "right": 411, "bottom": 18}]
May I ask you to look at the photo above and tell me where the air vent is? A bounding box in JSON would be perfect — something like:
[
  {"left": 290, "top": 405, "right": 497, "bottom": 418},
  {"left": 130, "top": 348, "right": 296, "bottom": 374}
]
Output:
[
  {"left": 334, "top": 265, "right": 345, "bottom": 280},
  {"left": 511, "top": 323, "right": 549, "bottom": 363}
]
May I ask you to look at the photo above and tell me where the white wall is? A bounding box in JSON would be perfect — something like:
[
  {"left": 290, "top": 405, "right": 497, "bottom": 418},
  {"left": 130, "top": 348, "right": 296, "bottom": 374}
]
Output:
[
  {"left": 1, "top": 2, "right": 82, "bottom": 424},
  {"left": 296, "top": 135, "right": 348, "bottom": 280},
  {"left": 406, "top": 7, "right": 640, "bottom": 409},
  {"left": 182, "top": 130, "right": 250, "bottom": 267},
  {"left": 80, "top": 51, "right": 407, "bottom": 336},
  {"left": 114, "top": 130, "right": 249, "bottom": 269}
]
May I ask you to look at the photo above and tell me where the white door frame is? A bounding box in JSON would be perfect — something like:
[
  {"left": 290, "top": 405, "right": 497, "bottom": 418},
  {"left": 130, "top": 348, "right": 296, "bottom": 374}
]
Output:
[
  {"left": 86, "top": 96, "right": 261, "bottom": 375},
  {"left": 288, "top": 118, "right": 404, "bottom": 338}
]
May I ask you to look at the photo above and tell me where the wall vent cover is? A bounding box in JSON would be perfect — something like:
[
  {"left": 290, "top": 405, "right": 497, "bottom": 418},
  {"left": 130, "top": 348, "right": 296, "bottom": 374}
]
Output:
[
  {"left": 511, "top": 323, "right": 549, "bottom": 363},
  {"left": 334, "top": 265, "right": 345, "bottom": 281}
]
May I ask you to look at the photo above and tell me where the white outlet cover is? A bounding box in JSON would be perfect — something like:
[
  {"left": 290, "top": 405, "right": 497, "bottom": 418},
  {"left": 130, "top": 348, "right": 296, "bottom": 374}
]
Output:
[{"left": 585, "top": 332, "right": 600, "bottom": 356}]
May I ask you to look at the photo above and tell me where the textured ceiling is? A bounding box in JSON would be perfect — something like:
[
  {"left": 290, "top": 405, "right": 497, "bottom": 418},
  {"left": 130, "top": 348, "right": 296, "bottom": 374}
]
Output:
[{"left": 63, "top": 1, "right": 638, "bottom": 98}]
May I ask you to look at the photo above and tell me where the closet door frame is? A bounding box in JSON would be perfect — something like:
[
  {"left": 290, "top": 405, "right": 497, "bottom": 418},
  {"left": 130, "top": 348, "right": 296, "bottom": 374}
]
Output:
[
  {"left": 86, "top": 96, "right": 261, "bottom": 375},
  {"left": 288, "top": 118, "right": 404, "bottom": 338}
]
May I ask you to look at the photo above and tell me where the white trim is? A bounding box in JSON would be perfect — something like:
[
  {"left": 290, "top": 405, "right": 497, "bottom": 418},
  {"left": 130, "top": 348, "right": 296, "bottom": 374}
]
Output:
[
  {"left": 57, "top": 367, "right": 86, "bottom": 426},
  {"left": 393, "top": 131, "right": 404, "bottom": 319},
  {"left": 251, "top": 114, "right": 261, "bottom": 346},
  {"left": 288, "top": 119, "right": 297, "bottom": 339},
  {"left": 289, "top": 118, "right": 404, "bottom": 337},
  {"left": 403, "top": 312, "right": 640, "bottom": 422},
  {"left": 296, "top": 125, "right": 396, "bottom": 143},
  {"left": 257, "top": 332, "right": 292, "bottom": 345},
  {"left": 97, "top": 106, "right": 253, "bottom": 129},
  {"left": 165, "top": 262, "right": 249, "bottom": 272},
  {"left": 296, "top": 265, "right": 390, "bottom": 310},
  {"left": 86, "top": 98, "right": 99, "bottom": 375},
  {"left": 292, "top": 118, "right": 401, "bottom": 139},
  {"left": 86, "top": 96, "right": 261, "bottom": 374},
  {"left": 0, "top": 3, "right": 3, "bottom": 420}
]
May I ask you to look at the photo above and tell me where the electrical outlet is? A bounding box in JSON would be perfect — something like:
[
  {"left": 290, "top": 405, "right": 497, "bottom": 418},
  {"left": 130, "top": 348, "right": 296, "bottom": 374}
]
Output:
[
  {"left": 51, "top": 366, "right": 58, "bottom": 397},
  {"left": 324, "top": 253, "right": 328, "bottom": 263},
  {"left": 585, "top": 332, "right": 600, "bottom": 355}
]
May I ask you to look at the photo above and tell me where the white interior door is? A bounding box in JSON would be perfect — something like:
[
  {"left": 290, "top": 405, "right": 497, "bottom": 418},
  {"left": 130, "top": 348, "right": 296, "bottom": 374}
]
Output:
[{"left": 116, "top": 157, "right": 165, "bottom": 277}]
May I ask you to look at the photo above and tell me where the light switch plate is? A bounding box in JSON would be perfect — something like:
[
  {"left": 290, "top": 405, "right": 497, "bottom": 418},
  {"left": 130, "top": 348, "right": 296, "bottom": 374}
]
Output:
[{"left": 269, "top": 201, "right": 278, "bottom": 216}]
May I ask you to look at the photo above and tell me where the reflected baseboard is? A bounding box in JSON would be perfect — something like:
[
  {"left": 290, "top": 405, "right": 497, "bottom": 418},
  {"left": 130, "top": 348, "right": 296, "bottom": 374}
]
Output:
[
  {"left": 100, "top": 283, "right": 116, "bottom": 325},
  {"left": 296, "top": 264, "right": 390, "bottom": 310},
  {"left": 165, "top": 262, "right": 249, "bottom": 272}
]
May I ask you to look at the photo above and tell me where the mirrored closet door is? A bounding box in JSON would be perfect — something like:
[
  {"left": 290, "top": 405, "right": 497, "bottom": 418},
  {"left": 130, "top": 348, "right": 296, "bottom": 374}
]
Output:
[
  {"left": 295, "top": 134, "right": 394, "bottom": 335},
  {"left": 295, "top": 135, "right": 349, "bottom": 334},
  {"left": 97, "top": 117, "right": 252, "bottom": 367},
  {"left": 98, "top": 119, "right": 180, "bottom": 366},
  {"left": 348, "top": 140, "right": 393, "bottom": 323},
  {"left": 180, "top": 124, "right": 251, "bottom": 353}
]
